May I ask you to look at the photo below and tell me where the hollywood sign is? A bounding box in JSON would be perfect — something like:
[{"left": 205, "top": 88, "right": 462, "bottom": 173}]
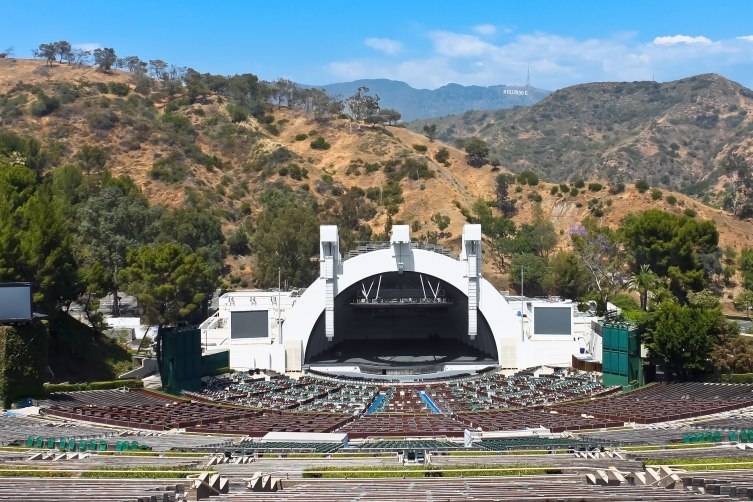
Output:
[{"left": 503, "top": 88, "right": 528, "bottom": 96}]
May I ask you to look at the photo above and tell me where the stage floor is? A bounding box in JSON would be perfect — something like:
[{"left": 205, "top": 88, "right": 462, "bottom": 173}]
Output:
[{"left": 306, "top": 338, "right": 497, "bottom": 368}]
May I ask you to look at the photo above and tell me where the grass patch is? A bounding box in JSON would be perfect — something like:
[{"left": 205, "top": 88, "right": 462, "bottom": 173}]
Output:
[
  {"left": 645, "top": 457, "right": 753, "bottom": 470},
  {"left": 303, "top": 464, "right": 562, "bottom": 479}
]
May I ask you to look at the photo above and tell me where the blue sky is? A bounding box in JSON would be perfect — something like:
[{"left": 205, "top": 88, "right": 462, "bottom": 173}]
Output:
[{"left": 4, "top": 0, "right": 753, "bottom": 89}]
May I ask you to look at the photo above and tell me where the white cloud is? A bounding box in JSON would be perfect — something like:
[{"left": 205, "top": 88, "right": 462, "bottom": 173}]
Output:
[
  {"left": 653, "top": 35, "right": 712, "bottom": 46},
  {"left": 328, "top": 30, "right": 753, "bottom": 90},
  {"left": 472, "top": 24, "right": 497, "bottom": 36},
  {"left": 72, "top": 42, "right": 101, "bottom": 52},
  {"left": 364, "top": 37, "right": 402, "bottom": 55},
  {"left": 430, "top": 31, "right": 494, "bottom": 57}
]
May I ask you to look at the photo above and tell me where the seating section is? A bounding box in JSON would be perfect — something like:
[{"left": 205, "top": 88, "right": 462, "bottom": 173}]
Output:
[
  {"left": 235, "top": 440, "right": 341, "bottom": 453},
  {"left": 477, "top": 437, "right": 611, "bottom": 451},
  {"left": 455, "top": 408, "right": 623, "bottom": 432},
  {"left": 553, "top": 383, "right": 753, "bottom": 424},
  {"left": 185, "top": 412, "right": 350, "bottom": 436}
]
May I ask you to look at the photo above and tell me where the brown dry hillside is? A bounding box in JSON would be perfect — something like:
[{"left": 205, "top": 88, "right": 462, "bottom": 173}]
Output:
[{"left": 2, "top": 58, "right": 753, "bottom": 287}]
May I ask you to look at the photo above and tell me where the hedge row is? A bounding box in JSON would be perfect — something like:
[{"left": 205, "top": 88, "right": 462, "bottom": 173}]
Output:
[
  {"left": 44, "top": 379, "right": 143, "bottom": 393},
  {"left": 720, "top": 373, "right": 753, "bottom": 384}
]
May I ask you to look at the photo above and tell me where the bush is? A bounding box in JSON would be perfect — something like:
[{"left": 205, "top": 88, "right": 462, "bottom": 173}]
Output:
[
  {"left": 651, "top": 188, "right": 663, "bottom": 200},
  {"left": 30, "top": 92, "right": 60, "bottom": 117},
  {"left": 635, "top": 179, "right": 650, "bottom": 193},
  {"left": 412, "top": 144, "right": 428, "bottom": 153},
  {"left": 227, "top": 228, "right": 249, "bottom": 255},
  {"left": 588, "top": 182, "right": 603, "bottom": 192},
  {"left": 149, "top": 156, "right": 189, "bottom": 183},
  {"left": 227, "top": 104, "right": 248, "bottom": 123},
  {"left": 550, "top": 185, "right": 559, "bottom": 195},
  {"left": 435, "top": 147, "right": 450, "bottom": 164},
  {"left": 720, "top": 373, "right": 753, "bottom": 384},
  {"left": 666, "top": 195, "right": 678, "bottom": 205},
  {"left": 310, "top": 136, "right": 331, "bottom": 150},
  {"left": 87, "top": 110, "right": 119, "bottom": 131},
  {"left": 294, "top": 133, "right": 308, "bottom": 141},
  {"left": 684, "top": 208, "right": 697, "bottom": 217},
  {"left": 609, "top": 182, "right": 626, "bottom": 194},
  {"left": 44, "top": 379, "right": 143, "bottom": 393},
  {"left": 107, "top": 82, "right": 130, "bottom": 96},
  {"left": 559, "top": 183, "right": 570, "bottom": 194},
  {"left": 517, "top": 170, "right": 539, "bottom": 186},
  {"left": 573, "top": 179, "right": 585, "bottom": 189}
]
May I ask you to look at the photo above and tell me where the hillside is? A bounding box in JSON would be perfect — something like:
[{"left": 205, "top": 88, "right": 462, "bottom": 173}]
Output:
[
  {"left": 2, "top": 58, "right": 753, "bottom": 293},
  {"left": 411, "top": 74, "right": 753, "bottom": 200},
  {"left": 317, "top": 78, "right": 549, "bottom": 121}
]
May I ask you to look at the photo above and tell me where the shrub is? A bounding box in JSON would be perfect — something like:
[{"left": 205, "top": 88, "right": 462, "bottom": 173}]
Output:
[
  {"left": 30, "top": 92, "right": 60, "bottom": 117},
  {"left": 294, "top": 133, "right": 308, "bottom": 141},
  {"left": 310, "top": 137, "right": 331, "bottom": 150},
  {"left": 517, "top": 170, "right": 539, "bottom": 186},
  {"left": 227, "top": 228, "right": 249, "bottom": 255},
  {"left": 570, "top": 188, "right": 579, "bottom": 197},
  {"left": 635, "top": 180, "right": 650, "bottom": 193},
  {"left": 609, "top": 182, "right": 626, "bottom": 194},
  {"left": 684, "top": 208, "right": 697, "bottom": 217},
  {"left": 44, "top": 379, "right": 143, "bottom": 393},
  {"left": 550, "top": 185, "right": 559, "bottom": 195},
  {"left": 559, "top": 183, "right": 570, "bottom": 194},
  {"left": 87, "top": 110, "right": 119, "bottom": 131},
  {"left": 107, "top": 82, "right": 130, "bottom": 96},
  {"left": 413, "top": 144, "right": 428, "bottom": 153},
  {"left": 651, "top": 188, "right": 663, "bottom": 200},
  {"left": 666, "top": 195, "right": 678, "bottom": 205},
  {"left": 149, "top": 155, "right": 188, "bottom": 183},
  {"left": 435, "top": 147, "right": 450, "bottom": 164},
  {"left": 573, "top": 179, "right": 585, "bottom": 189},
  {"left": 588, "top": 182, "right": 603, "bottom": 192},
  {"left": 227, "top": 104, "right": 248, "bottom": 123},
  {"left": 527, "top": 192, "right": 543, "bottom": 202}
]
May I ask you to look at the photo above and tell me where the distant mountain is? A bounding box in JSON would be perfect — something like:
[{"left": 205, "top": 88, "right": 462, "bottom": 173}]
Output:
[
  {"left": 410, "top": 74, "right": 753, "bottom": 196},
  {"left": 315, "top": 79, "right": 549, "bottom": 121}
]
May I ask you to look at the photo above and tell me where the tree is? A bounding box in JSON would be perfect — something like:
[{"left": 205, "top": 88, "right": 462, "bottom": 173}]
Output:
[
  {"left": 227, "top": 227, "right": 249, "bottom": 255},
  {"left": 510, "top": 253, "right": 548, "bottom": 296},
  {"left": 0, "top": 159, "right": 80, "bottom": 311},
  {"left": 712, "top": 332, "right": 753, "bottom": 375},
  {"left": 251, "top": 189, "right": 319, "bottom": 287},
  {"left": 643, "top": 301, "right": 727, "bottom": 380},
  {"left": 626, "top": 264, "right": 659, "bottom": 311},
  {"left": 272, "top": 78, "right": 296, "bottom": 108},
  {"left": 740, "top": 248, "right": 753, "bottom": 290},
  {"left": 34, "top": 43, "right": 56, "bottom": 65},
  {"left": 93, "top": 48, "right": 117, "bottom": 72},
  {"left": 119, "top": 243, "right": 215, "bottom": 327},
  {"left": 345, "top": 86, "right": 380, "bottom": 126},
  {"left": 464, "top": 137, "right": 489, "bottom": 167},
  {"left": 570, "top": 221, "right": 627, "bottom": 315},
  {"left": 620, "top": 209, "right": 720, "bottom": 300},
  {"left": 546, "top": 251, "right": 590, "bottom": 300},
  {"left": 76, "top": 178, "right": 154, "bottom": 316},
  {"left": 75, "top": 145, "right": 109, "bottom": 174},
  {"left": 379, "top": 108, "right": 401, "bottom": 125},
  {"left": 495, "top": 174, "right": 516, "bottom": 217},
  {"left": 423, "top": 124, "right": 438, "bottom": 141},
  {"left": 734, "top": 289, "right": 753, "bottom": 319},
  {"left": 54, "top": 40, "right": 72, "bottom": 63}
]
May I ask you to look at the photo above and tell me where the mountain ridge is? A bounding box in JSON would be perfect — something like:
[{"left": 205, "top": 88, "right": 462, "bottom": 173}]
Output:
[{"left": 313, "top": 78, "right": 549, "bottom": 121}]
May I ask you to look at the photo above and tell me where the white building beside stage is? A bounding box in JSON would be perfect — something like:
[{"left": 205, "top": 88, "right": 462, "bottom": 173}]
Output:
[{"left": 200, "top": 224, "right": 604, "bottom": 375}]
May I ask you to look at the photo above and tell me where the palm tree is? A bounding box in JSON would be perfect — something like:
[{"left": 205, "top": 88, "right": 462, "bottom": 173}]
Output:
[{"left": 627, "top": 264, "right": 659, "bottom": 311}]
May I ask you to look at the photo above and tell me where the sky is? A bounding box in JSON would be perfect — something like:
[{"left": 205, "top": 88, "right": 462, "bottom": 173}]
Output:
[{"left": 4, "top": 0, "right": 753, "bottom": 90}]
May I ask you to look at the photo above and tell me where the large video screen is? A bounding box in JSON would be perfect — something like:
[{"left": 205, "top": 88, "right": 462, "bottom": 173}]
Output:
[
  {"left": 231, "top": 310, "right": 269, "bottom": 339},
  {"left": 0, "top": 283, "right": 32, "bottom": 322},
  {"left": 533, "top": 306, "right": 571, "bottom": 336}
]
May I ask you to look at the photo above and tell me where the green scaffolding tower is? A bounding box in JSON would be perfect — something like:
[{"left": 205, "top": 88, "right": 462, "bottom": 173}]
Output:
[{"left": 601, "top": 322, "right": 643, "bottom": 388}]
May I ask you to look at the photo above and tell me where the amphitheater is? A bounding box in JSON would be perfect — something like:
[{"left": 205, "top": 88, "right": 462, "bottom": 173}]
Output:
[
  {"left": 4, "top": 225, "right": 753, "bottom": 500},
  {"left": 3, "top": 370, "right": 753, "bottom": 501}
]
